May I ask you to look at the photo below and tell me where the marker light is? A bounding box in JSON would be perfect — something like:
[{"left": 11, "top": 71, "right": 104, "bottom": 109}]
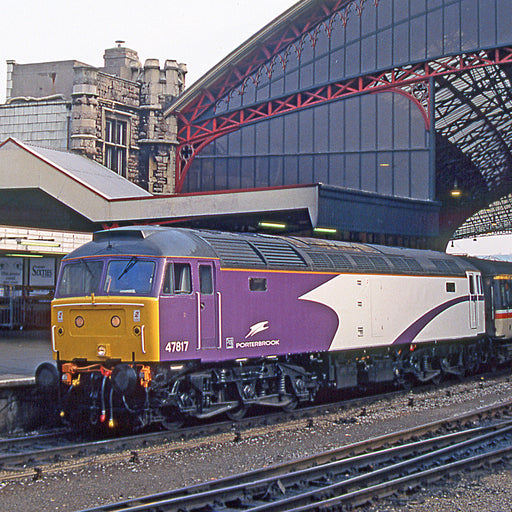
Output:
[
  {"left": 74, "top": 316, "right": 85, "bottom": 328},
  {"left": 111, "top": 315, "right": 121, "bottom": 328},
  {"left": 97, "top": 345, "right": 107, "bottom": 357}
]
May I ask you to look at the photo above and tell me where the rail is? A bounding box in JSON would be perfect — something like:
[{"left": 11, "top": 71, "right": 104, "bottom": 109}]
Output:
[{"left": 76, "top": 399, "right": 512, "bottom": 512}]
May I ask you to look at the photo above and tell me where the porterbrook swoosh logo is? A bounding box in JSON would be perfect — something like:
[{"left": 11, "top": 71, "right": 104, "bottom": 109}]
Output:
[{"left": 245, "top": 321, "right": 269, "bottom": 338}]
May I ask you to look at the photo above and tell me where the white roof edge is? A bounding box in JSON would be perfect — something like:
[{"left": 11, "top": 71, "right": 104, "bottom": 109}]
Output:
[{"left": 2, "top": 138, "right": 151, "bottom": 201}]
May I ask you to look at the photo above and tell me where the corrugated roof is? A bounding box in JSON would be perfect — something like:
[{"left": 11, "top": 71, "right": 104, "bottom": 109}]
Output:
[{"left": 25, "top": 143, "right": 152, "bottom": 200}]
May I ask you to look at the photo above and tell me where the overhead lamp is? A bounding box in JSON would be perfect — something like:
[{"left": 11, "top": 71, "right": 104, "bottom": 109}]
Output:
[
  {"left": 4, "top": 253, "right": 44, "bottom": 258},
  {"left": 450, "top": 179, "right": 462, "bottom": 198},
  {"left": 18, "top": 240, "right": 60, "bottom": 247},
  {"left": 258, "top": 221, "right": 287, "bottom": 229},
  {"left": 379, "top": 163, "right": 390, "bottom": 167},
  {"left": 314, "top": 227, "right": 338, "bottom": 234}
]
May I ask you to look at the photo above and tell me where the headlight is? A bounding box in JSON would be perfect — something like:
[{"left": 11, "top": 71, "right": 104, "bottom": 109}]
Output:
[
  {"left": 111, "top": 315, "right": 121, "bottom": 328},
  {"left": 97, "top": 345, "right": 107, "bottom": 357},
  {"left": 75, "top": 316, "right": 85, "bottom": 328}
]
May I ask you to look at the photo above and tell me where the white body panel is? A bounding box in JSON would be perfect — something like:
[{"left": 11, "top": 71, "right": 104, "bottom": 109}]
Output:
[{"left": 300, "top": 273, "right": 485, "bottom": 351}]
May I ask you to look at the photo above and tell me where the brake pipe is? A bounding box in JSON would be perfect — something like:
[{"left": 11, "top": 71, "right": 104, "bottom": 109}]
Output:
[
  {"left": 108, "top": 386, "right": 115, "bottom": 428},
  {"left": 100, "top": 375, "right": 107, "bottom": 423}
]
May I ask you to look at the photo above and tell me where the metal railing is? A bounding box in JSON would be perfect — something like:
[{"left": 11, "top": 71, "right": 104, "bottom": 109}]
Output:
[{"left": 0, "top": 297, "right": 50, "bottom": 329}]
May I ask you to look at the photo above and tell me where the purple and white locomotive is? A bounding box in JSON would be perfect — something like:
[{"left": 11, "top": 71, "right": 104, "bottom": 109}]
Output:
[{"left": 35, "top": 226, "right": 512, "bottom": 429}]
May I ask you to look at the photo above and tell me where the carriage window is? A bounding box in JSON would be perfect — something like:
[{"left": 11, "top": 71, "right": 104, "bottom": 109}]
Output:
[
  {"left": 249, "top": 278, "right": 267, "bottom": 292},
  {"left": 163, "top": 263, "right": 192, "bottom": 294},
  {"left": 199, "top": 265, "right": 213, "bottom": 294},
  {"left": 496, "top": 280, "right": 512, "bottom": 309},
  {"left": 446, "top": 282, "right": 455, "bottom": 293}
]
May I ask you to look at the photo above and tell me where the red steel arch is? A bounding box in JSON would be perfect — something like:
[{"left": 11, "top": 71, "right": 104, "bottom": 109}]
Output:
[{"left": 175, "top": 47, "right": 512, "bottom": 193}]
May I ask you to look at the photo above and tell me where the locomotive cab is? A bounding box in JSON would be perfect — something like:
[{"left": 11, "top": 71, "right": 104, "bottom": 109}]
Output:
[{"left": 51, "top": 256, "right": 161, "bottom": 363}]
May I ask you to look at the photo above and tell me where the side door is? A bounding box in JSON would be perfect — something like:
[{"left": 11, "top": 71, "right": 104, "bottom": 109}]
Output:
[{"left": 196, "top": 261, "right": 219, "bottom": 350}]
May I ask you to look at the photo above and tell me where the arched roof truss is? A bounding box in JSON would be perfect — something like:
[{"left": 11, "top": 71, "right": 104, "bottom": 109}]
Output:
[
  {"left": 175, "top": 46, "right": 512, "bottom": 193},
  {"left": 455, "top": 195, "right": 512, "bottom": 239},
  {"left": 435, "top": 65, "right": 512, "bottom": 192},
  {"left": 169, "top": 0, "right": 512, "bottom": 240}
]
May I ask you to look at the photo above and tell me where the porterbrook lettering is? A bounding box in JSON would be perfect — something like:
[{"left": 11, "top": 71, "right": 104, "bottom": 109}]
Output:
[{"left": 235, "top": 339, "right": 280, "bottom": 348}]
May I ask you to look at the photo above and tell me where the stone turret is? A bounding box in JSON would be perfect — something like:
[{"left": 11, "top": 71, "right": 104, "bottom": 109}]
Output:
[
  {"left": 70, "top": 66, "right": 99, "bottom": 157},
  {"left": 102, "top": 41, "right": 142, "bottom": 81}
]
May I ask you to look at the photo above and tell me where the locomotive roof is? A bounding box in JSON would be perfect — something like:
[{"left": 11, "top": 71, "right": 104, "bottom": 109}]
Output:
[{"left": 64, "top": 226, "right": 480, "bottom": 277}]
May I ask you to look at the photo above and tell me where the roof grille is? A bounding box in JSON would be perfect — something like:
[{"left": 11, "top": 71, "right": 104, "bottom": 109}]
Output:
[
  {"left": 202, "top": 237, "right": 265, "bottom": 267},
  {"left": 327, "top": 253, "right": 353, "bottom": 271},
  {"left": 350, "top": 255, "right": 390, "bottom": 272},
  {"left": 430, "top": 259, "right": 463, "bottom": 275},
  {"left": 388, "top": 257, "right": 423, "bottom": 273},
  {"left": 305, "top": 251, "right": 334, "bottom": 270},
  {"left": 250, "top": 240, "right": 307, "bottom": 268}
]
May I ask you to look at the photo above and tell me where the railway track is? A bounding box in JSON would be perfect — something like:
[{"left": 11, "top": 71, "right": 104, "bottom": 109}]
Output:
[
  {"left": 0, "top": 388, "right": 406, "bottom": 480},
  {"left": 0, "top": 368, "right": 508, "bottom": 483},
  {"left": 78, "top": 399, "right": 512, "bottom": 512}
]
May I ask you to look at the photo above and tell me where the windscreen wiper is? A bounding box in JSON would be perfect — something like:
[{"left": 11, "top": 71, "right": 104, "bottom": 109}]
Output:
[
  {"left": 81, "top": 258, "right": 95, "bottom": 276},
  {"left": 117, "top": 257, "right": 137, "bottom": 280}
]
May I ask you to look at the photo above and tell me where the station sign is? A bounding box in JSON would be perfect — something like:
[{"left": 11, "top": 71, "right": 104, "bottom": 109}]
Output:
[
  {"left": 0, "top": 257, "right": 23, "bottom": 286},
  {"left": 29, "top": 258, "right": 55, "bottom": 287}
]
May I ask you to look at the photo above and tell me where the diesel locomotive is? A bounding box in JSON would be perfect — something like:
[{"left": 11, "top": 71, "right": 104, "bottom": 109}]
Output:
[{"left": 35, "top": 226, "right": 512, "bottom": 429}]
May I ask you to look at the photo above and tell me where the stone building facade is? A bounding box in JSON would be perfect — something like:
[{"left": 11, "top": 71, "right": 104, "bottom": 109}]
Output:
[{"left": 1, "top": 44, "right": 186, "bottom": 194}]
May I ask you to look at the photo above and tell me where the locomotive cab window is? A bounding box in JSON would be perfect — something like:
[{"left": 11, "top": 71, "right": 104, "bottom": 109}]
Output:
[
  {"left": 249, "top": 278, "right": 267, "bottom": 292},
  {"left": 57, "top": 260, "right": 103, "bottom": 297},
  {"left": 199, "top": 265, "right": 213, "bottom": 294},
  {"left": 104, "top": 259, "right": 155, "bottom": 295},
  {"left": 469, "top": 275, "right": 476, "bottom": 294},
  {"left": 163, "top": 263, "right": 192, "bottom": 294}
]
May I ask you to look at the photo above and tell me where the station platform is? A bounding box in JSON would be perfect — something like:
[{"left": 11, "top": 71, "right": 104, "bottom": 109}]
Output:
[{"left": 0, "top": 329, "right": 52, "bottom": 386}]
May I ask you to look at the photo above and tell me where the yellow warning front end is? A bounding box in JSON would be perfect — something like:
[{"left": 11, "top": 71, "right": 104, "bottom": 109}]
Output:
[{"left": 51, "top": 295, "right": 160, "bottom": 363}]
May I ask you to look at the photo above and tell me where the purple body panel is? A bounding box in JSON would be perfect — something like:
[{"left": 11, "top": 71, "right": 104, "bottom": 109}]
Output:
[{"left": 158, "top": 265, "right": 338, "bottom": 363}]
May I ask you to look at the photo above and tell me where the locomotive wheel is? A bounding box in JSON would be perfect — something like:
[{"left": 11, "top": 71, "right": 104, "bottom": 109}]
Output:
[
  {"left": 280, "top": 396, "right": 298, "bottom": 412},
  {"left": 430, "top": 371, "right": 442, "bottom": 385},
  {"left": 226, "top": 401, "right": 248, "bottom": 421},
  {"left": 159, "top": 407, "right": 184, "bottom": 430}
]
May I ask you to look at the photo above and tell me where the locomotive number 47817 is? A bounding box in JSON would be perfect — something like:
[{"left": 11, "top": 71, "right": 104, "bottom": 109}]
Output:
[{"left": 164, "top": 341, "right": 190, "bottom": 352}]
